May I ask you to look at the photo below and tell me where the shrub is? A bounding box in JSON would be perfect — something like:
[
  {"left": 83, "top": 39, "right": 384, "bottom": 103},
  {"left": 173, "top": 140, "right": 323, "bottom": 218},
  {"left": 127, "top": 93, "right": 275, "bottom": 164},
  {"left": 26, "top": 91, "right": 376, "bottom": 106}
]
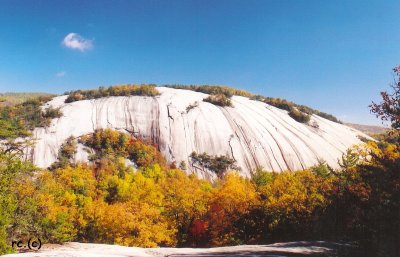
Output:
[
  {"left": 249, "top": 94, "right": 265, "bottom": 102},
  {"left": 167, "top": 85, "right": 251, "bottom": 108},
  {"left": 297, "top": 105, "right": 314, "bottom": 115},
  {"left": 250, "top": 94, "right": 341, "bottom": 123},
  {"left": 288, "top": 108, "right": 311, "bottom": 123},
  {"left": 179, "top": 160, "right": 187, "bottom": 170},
  {"left": 165, "top": 84, "right": 252, "bottom": 98},
  {"left": 316, "top": 111, "right": 341, "bottom": 123},
  {"left": 190, "top": 152, "right": 239, "bottom": 177},
  {"left": 263, "top": 97, "right": 293, "bottom": 111},
  {"left": 186, "top": 101, "right": 199, "bottom": 113},
  {"left": 203, "top": 94, "right": 232, "bottom": 107},
  {"left": 43, "top": 107, "right": 62, "bottom": 119},
  {"left": 49, "top": 136, "right": 77, "bottom": 170},
  {"left": 166, "top": 85, "right": 342, "bottom": 123},
  {"left": 65, "top": 84, "right": 160, "bottom": 103}
]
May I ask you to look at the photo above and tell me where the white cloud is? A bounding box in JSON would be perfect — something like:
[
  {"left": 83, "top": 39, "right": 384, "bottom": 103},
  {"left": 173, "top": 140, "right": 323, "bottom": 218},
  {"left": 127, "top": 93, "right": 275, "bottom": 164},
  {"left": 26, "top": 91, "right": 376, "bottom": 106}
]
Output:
[
  {"left": 62, "top": 33, "right": 93, "bottom": 52},
  {"left": 55, "top": 71, "right": 66, "bottom": 77}
]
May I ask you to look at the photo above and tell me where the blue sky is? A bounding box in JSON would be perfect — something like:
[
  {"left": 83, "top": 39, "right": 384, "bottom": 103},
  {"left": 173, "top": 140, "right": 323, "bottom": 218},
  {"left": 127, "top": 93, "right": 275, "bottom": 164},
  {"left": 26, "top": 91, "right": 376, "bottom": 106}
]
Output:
[{"left": 0, "top": 0, "right": 399, "bottom": 125}]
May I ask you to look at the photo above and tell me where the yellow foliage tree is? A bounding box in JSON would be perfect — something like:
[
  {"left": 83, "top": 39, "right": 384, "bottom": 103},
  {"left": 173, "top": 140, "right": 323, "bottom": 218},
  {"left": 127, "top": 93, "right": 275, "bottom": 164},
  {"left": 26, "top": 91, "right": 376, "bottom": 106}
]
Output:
[
  {"left": 162, "top": 169, "right": 211, "bottom": 246},
  {"left": 207, "top": 172, "right": 259, "bottom": 245},
  {"left": 86, "top": 201, "right": 176, "bottom": 247},
  {"left": 261, "top": 170, "right": 332, "bottom": 240}
]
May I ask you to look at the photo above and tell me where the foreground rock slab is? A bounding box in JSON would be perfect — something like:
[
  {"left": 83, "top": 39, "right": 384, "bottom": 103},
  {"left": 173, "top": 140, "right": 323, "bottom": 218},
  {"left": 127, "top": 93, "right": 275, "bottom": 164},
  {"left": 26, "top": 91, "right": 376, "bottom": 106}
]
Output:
[{"left": 4, "top": 241, "right": 350, "bottom": 257}]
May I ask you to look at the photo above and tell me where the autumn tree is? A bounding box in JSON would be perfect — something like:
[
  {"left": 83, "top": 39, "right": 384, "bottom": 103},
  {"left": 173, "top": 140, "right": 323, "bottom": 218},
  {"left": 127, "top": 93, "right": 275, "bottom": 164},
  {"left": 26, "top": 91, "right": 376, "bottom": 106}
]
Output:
[
  {"left": 366, "top": 66, "right": 400, "bottom": 255},
  {"left": 260, "top": 170, "right": 333, "bottom": 242},
  {"left": 370, "top": 66, "right": 400, "bottom": 136},
  {"left": 35, "top": 165, "right": 97, "bottom": 242},
  {"left": 358, "top": 142, "right": 400, "bottom": 256},
  {"left": 87, "top": 201, "right": 175, "bottom": 247},
  {"left": 207, "top": 173, "right": 259, "bottom": 245},
  {"left": 0, "top": 151, "right": 36, "bottom": 254},
  {"left": 162, "top": 169, "right": 211, "bottom": 246}
]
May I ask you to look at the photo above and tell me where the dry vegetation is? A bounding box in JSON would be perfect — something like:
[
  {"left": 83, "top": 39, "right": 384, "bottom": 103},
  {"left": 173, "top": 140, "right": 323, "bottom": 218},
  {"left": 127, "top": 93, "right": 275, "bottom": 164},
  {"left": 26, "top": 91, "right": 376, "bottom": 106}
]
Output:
[
  {"left": 65, "top": 84, "right": 160, "bottom": 103},
  {"left": 167, "top": 84, "right": 341, "bottom": 123},
  {"left": 0, "top": 92, "right": 55, "bottom": 106}
]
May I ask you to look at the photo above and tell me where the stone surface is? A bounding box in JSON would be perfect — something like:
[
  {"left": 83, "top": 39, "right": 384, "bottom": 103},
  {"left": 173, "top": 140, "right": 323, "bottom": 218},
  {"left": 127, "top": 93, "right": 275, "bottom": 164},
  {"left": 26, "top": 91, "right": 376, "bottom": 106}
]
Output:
[
  {"left": 4, "top": 241, "right": 346, "bottom": 257},
  {"left": 27, "top": 87, "right": 371, "bottom": 178}
]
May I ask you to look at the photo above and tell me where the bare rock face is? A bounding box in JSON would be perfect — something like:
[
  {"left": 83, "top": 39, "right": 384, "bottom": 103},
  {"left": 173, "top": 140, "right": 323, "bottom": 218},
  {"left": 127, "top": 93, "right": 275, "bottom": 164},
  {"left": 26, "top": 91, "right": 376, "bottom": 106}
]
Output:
[{"left": 28, "top": 87, "right": 370, "bottom": 177}]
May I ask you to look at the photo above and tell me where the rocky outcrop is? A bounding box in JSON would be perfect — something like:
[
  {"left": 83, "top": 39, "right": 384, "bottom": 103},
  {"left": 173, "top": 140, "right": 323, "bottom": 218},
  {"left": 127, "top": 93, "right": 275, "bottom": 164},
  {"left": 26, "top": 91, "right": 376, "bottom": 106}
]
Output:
[
  {"left": 28, "top": 87, "right": 370, "bottom": 177},
  {"left": 4, "top": 241, "right": 342, "bottom": 257}
]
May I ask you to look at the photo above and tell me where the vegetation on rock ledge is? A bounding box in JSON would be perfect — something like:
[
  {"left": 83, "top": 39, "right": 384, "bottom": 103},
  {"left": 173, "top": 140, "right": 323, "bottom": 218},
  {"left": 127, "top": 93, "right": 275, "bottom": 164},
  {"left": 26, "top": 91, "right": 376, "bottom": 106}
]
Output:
[
  {"left": 288, "top": 108, "right": 311, "bottom": 123},
  {"left": 165, "top": 84, "right": 252, "bottom": 98},
  {"left": 0, "top": 96, "right": 61, "bottom": 139},
  {"left": 63, "top": 83, "right": 340, "bottom": 122},
  {"left": 167, "top": 84, "right": 340, "bottom": 123},
  {"left": 203, "top": 94, "right": 233, "bottom": 107},
  {"left": 190, "top": 151, "right": 240, "bottom": 177},
  {"left": 0, "top": 92, "right": 55, "bottom": 106},
  {"left": 251, "top": 94, "right": 341, "bottom": 123},
  {"left": 65, "top": 84, "right": 160, "bottom": 103}
]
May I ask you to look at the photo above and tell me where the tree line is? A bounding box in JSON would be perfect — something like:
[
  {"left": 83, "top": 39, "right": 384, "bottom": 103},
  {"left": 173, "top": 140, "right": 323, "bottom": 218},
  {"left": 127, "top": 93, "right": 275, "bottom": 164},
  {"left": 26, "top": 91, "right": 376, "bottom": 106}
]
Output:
[{"left": 0, "top": 127, "right": 398, "bottom": 256}]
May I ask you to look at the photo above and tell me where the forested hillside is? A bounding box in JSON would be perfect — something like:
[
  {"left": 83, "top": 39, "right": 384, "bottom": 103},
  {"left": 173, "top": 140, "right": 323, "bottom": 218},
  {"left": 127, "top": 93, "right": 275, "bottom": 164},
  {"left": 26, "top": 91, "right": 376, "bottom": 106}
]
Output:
[
  {"left": 0, "top": 77, "right": 399, "bottom": 256},
  {"left": 0, "top": 127, "right": 398, "bottom": 256}
]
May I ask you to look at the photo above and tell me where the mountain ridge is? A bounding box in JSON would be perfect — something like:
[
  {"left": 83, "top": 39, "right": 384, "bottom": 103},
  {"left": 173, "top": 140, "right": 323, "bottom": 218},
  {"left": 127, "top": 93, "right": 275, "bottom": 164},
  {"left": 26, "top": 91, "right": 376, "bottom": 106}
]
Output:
[{"left": 26, "top": 87, "right": 371, "bottom": 178}]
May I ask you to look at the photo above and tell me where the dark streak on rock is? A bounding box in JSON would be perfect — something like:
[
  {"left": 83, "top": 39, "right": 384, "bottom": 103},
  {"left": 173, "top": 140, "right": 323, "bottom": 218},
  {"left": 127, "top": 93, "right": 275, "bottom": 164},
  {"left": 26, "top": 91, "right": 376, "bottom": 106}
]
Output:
[
  {"left": 90, "top": 101, "right": 96, "bottom": 131},
  {"left": 228, "top": 135, "right": 236, "bottom": 161},
  {"left": 220, "top": 108, "right": 257, "bottom": 173}
]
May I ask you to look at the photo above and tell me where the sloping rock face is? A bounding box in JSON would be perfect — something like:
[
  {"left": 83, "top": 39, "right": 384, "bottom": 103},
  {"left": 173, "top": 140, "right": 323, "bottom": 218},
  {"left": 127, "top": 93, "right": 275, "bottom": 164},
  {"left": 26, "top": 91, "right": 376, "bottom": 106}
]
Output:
[{"left": 28, "top": 87, "right": 370, "bottom": 177}]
